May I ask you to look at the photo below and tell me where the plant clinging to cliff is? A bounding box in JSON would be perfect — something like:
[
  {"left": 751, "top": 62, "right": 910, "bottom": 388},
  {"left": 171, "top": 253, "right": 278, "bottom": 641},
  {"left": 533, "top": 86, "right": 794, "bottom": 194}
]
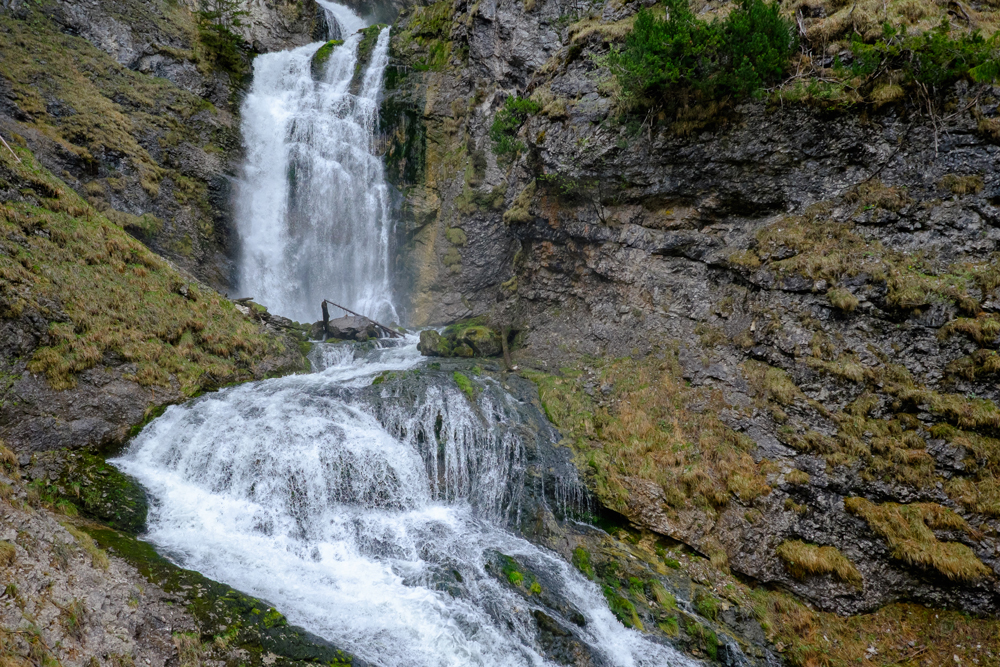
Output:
[
  {"left": 489, "top": 95, "right": 541, "bottom": 159},
  {"left": 607, "top": 0, "right": 797, "bottom": 106}
]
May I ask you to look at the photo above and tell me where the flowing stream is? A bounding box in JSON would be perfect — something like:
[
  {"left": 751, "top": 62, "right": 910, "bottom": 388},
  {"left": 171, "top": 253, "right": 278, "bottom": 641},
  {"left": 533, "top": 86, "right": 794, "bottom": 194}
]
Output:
[{"left": 114, "top": 4, "right": 698, "bottom": 666}]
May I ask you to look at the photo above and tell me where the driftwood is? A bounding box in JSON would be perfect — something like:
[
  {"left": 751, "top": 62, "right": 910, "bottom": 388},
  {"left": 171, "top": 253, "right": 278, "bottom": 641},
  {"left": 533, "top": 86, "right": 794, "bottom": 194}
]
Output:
[{"left": 322, "top": 299, "right": 403, "bottom": 338}]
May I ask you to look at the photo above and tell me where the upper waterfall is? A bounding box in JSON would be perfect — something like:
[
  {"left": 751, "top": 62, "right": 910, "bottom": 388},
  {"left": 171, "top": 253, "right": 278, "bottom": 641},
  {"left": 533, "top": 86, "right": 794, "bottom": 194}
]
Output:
[{"left": 235, "top": 4, "right": 395, "bottom": 324}]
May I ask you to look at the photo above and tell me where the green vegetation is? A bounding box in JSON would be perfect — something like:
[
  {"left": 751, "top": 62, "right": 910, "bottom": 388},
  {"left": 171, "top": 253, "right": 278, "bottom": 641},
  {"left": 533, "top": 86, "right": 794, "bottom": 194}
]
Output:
[
  {"left": 392, "top": 0, "right": 454, "bottom": 72},
  {"left": 0, "top": 145, "right": 297, "bottom": 394},
  {"left": 572, "top": 546, "right": 596, "bottom": 579},
  {"left": 196, "top": 0, "right": 249, "bottom": 74},
  {"left": 453, "top": 371, "right": 475, "bottom": 400},
  {"left": 851, "top": 22, "right": 1000, "bottom": 90},
  {"left": 607, "top": 0, "right": 797, "bottom": 106},
  {"left": 776, "top": 540, "right": 863, "bottom": 587},
  {"left": 311, "top": 39, "right": 344, "bottom": 76},
  {"left": 525, "top": 353, "right": 772, "bottom": 515},
  {"left": 845, "top": 498, "right": 989, "bottom": 581},
  {"left": 489, "top": 96, "right": 542, "bottom": 158}
]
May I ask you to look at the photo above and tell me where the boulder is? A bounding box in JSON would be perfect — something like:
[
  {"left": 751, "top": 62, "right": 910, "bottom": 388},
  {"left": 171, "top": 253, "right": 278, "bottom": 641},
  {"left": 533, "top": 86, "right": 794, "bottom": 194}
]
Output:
[
  {"left": 327, "top": 315, "right": 378, "bottom": 341},
  {"left": 418, "top": 322, "right": 504, "bottom": 358}
]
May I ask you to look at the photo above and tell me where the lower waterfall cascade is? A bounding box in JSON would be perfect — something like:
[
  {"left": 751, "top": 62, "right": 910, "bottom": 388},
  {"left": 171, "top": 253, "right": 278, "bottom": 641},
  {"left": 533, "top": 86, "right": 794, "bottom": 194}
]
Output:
[{"left": 113, "top": 341, "right": 700, "bottom": 667}]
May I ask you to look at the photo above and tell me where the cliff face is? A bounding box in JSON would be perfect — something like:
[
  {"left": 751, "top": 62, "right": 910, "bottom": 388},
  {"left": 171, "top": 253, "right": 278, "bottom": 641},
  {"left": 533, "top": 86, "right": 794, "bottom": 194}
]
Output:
[{"left": 382, "top": 0, "right": 1000, "bottom": 659}]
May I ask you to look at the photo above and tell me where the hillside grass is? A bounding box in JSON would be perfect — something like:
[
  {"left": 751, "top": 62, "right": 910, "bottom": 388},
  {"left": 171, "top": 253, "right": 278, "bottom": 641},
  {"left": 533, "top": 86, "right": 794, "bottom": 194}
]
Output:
[
  {"left": 0, "top": 144, "right": 289, "bottom": 394},
  {"left": 0, "top": 3, "right": 234, "bottom": 257},
  {"left": 523, "top": 352, "right": 772, "bottom": 516}
]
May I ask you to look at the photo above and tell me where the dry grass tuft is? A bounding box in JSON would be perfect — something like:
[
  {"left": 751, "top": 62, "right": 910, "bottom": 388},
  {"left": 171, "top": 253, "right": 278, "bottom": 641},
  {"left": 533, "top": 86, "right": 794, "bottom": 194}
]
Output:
[
  {"left": 755, "top": 592, "right": 1000, "bottom": 667},
  {"left": 776, "top": 540, "right": 863, "bottom": 587},
  {"left": 0, "top": 541, "right": 16, "bottom": 567},
  {"left": 940, "top": 173, "right": 985, "bottom": 195},
  {"left": 826, "top": 287, "right": 859, "bottom": 312},
  {"left": 784, "top": 469, "right": 810, "bottom": 485},
  {"left": 526, "top": 353, "right": 772, "bottom": 515},
  {"left": 845, "top": 498, "right": 990, "bottom": 581},
  {"left": 62, "top": 524, "right": 110, "bottom": 571},
  {"left": 845, "top": 179, "right": 911, "bottom": 212},
  {"left": 742, "top": 360, "right": 802, "bottom": 405}
]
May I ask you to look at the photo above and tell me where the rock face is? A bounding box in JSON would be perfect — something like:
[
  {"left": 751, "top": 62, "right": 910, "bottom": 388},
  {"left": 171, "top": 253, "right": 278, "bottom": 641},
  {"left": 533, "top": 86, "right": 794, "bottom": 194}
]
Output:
[{"left": 382, "top": 0, "right": 1000, "bottom": 623}]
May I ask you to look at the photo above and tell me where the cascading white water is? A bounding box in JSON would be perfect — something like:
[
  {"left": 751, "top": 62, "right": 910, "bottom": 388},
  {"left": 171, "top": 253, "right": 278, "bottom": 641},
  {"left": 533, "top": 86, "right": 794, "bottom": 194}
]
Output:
[
  {"left": 235, "top": 2, "right": 396, "bottom": 324},
  {"left": 113, "top": 341, "right": 697, "bottom": 667}
]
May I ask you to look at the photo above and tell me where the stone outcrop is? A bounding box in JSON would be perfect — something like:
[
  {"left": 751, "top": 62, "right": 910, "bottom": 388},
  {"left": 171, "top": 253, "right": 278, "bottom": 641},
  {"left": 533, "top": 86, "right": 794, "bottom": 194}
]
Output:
[{"left": 417, "top": 322, "right": 503, "bottom": 357}]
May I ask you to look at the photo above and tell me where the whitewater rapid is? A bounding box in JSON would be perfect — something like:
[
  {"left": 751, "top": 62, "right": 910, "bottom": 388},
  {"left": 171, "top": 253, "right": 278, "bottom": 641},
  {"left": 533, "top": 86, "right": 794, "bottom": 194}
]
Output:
[{"left": 113, "top": 341, "right": 696, "bottom": 667}]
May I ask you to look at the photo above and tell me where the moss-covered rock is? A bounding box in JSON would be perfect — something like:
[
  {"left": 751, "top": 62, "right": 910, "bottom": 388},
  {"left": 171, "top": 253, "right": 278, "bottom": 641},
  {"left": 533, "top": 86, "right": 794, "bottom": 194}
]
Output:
[
  {"left": 417, "top": 320, "right": 504, "bottom": 358},
  {"left": 311, "top": 39, "right": 344, "bottom": 79}
]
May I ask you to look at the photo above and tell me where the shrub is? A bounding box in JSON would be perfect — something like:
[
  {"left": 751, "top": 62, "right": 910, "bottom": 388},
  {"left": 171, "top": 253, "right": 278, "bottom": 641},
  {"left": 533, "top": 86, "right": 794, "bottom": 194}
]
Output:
[
  {"left": 607, "top": 0, "right": 797, "bottom": 105},
  {"left": 489, "top": 96, "right": 541, "bottom": 158},
  {"left": 851, "top": 22, "right": 1000, "bottom": 91}
]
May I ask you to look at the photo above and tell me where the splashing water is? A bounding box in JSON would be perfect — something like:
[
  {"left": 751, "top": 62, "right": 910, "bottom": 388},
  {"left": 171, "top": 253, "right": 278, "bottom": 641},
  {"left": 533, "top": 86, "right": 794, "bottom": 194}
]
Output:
[
  {"left": 114, "top": 341, "right": 697, "bottom": 667},
  {"left": 235, "top": 3, "right": 395, "bottom": 323}
]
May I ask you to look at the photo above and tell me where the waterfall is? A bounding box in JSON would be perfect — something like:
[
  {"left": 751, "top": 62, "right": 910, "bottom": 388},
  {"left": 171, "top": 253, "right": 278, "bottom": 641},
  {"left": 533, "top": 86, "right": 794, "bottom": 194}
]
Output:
[
  {"left": 114, "top": 341, "right": 696, "bottom": 667},
  {"left": 234, "top": 3, "right": 396, "bottom": 324}
]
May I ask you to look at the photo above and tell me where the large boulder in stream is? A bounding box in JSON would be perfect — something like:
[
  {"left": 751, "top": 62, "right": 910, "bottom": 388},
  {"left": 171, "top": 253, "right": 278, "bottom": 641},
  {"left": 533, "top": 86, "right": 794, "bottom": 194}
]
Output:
[{"left": 418, "top": 320, "right": 503, "bottom": 358}]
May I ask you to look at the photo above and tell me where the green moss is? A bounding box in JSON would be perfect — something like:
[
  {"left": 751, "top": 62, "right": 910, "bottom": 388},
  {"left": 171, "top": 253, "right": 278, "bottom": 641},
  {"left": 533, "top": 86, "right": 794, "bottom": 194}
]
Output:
[
  {"left": 572, "top": 546, "right": 595, "bottom": 579},
  {"left": 694, "top": 592, "right": 720, "bottom": 621},
  {"left": 602, "top": 585, "right": 643, "bottom": 630},
  {"left": 445, "top": 227, "right": 467, "bottom": 246},
  {"left": 311, "top": 39, "right": 344, "bottom": 76},
  {"left": 84, "top": 526, "right": 355, "bottom": 665},
  {"left": 453, "top": 371, "right": 475, "bottom": 400}
]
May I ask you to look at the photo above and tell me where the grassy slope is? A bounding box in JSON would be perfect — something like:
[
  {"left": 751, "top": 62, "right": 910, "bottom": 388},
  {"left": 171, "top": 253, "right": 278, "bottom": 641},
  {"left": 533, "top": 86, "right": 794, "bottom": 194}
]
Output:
[
  {"left": 0, "top": 141, "right": 293, "bottom": 395},
  {"left": 0, "top": 1, "right": 237, "bottom": 271}
]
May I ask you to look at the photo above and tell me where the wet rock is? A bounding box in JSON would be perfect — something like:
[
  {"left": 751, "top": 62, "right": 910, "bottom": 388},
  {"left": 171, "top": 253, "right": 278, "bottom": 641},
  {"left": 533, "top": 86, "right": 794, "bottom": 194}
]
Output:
[
  {"left": 417, "top": 321, "right": 504, "bottom": 357},
  {"left": 325, "top": 315, "right": 379, "bottom": 341}
]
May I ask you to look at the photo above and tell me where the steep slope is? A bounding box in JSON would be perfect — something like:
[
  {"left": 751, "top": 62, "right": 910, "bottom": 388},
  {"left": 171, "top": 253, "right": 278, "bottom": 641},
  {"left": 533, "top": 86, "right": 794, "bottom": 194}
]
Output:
[
  {"left": 0, "top": 139, "right": 307, "bottom": 453},
  {"left": 0, "top": 0, "right": 325, "bottom": 290}
]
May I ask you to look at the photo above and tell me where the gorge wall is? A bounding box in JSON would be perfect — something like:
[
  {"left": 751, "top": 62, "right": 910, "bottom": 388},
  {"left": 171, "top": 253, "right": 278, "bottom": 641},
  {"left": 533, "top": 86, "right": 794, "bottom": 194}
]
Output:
[{"left": 378, "top": 0, "right": 1000, "bottom": 661}]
